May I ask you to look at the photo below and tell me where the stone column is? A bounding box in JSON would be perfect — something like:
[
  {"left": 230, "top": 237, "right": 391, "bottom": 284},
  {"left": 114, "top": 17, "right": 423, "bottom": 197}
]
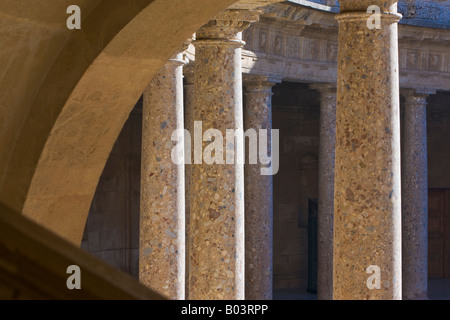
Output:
[
  {"left": 183, "top": 67, "right": 194, "bottom": 299},
  {"left": 333, "top": 1, "right": 402, "bottom": 300},
  {"left": 140, "top": 53, "right": 185, "bottom": 300},
  {"left": 311, "top": 83, "right": 337, "bottom": 300},
  {"left": 401, "top": 88, "right": 434, "bottom": 300},
  {"left": 243, "top": 75, "right": 280, "bottom": 300},
  {"left": 189, "top": 9, "right": 260, "bottom": 300}
]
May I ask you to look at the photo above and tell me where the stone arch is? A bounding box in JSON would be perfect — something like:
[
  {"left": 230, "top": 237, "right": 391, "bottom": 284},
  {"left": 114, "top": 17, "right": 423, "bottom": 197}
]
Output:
[{"left": 0, "top": 0, "right": 238, "bottom": 245}]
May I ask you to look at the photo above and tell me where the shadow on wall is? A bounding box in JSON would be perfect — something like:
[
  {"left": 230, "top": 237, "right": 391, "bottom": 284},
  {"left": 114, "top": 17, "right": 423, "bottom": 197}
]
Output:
[{"left": 0, "top": 0, "right": 239, "bottom": 247}]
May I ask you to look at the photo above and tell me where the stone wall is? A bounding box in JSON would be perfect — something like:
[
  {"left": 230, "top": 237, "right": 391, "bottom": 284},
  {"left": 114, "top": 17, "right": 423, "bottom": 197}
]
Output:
[
  {"left": 428, "top": 92, "right": 450, "bottom": 189},
  {"left": 272, "top": 82, "right": 320, "bottom": 290},
  {"left": 81, "top": 100, "right": 142, "bottom": 279},
  {"left": 427, "top": 92, "right": 450, "bottom": 279}
]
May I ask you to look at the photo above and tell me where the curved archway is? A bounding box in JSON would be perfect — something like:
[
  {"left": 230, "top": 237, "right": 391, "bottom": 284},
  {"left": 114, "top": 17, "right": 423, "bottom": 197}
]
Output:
[{"left": 0, "top": 0, "right": 238, "bottom": 245}]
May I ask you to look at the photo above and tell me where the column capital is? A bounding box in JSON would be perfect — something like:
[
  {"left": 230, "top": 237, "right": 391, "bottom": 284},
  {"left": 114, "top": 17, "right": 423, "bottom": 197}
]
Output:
[
  {"left": 196, "top": 9, "right": 260, "bottom": 43},
  {"left": 336, "top": 11, "right": 402, "bottom": 24},
  {"left": 310, "top": 83, "right": 337, "bottom": 103},
  {"left": 336, "top": 1, "right": 402, "bottom": 25},
  {"left": 402, "top": 88, "right": 436, "bottom": 107},
  {"left": 402, "top": 88, "right": 436, "bottom": 97},
  {"left": 168, "top": 52, "right": 187, "bottom": 67},
  {"left": 166, "top": 37, "right": 195, "bottom": 68},
  {"left": 310, "top": 83, "right": 337, "bottom": 92},
  {"left": 243, "top": 75, "right": 281, "bottom": 93},
  {"left": 167, "top": 38, "right": 193, "bottom": 65}
]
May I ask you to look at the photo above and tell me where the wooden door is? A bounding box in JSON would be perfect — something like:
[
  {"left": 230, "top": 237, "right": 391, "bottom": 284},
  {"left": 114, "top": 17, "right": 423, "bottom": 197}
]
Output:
[{"left": 428, "top": 189, "right": 449, "bottom": 279}]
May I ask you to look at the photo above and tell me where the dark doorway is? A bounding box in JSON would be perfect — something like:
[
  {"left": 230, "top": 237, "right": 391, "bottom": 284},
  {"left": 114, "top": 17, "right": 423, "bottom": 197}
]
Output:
[{"left": 428, "top": 189, "right": 450, "bottom": 279}]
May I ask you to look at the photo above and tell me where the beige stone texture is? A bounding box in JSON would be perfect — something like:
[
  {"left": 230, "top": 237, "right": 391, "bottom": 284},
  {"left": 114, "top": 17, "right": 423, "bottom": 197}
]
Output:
[
  {"left": 401, "top": 89, "right": 434, "bottom": 300},
  {"left": 0, "top": 202, "right": 164, "bottom": 300},
  {"left": 81, "top": 103, "right": 142, "bottom": 279},
  {"left": 243, "top": 75, "right": 279, "bottom": 300},
  {"left": 140, "top": 55, "right": 185, "bottom": 299},
  {"left": 333, "top": 6, "right": 403, "bottom": 299},
  {"left": 0, "top": 0, "right": 240, "bottom": 245},
  {"left": 188, "top": 10, "right": 259, "bottom": 300},
  {"left": 2, "top": 0, "right": 450, "bottom": 301},
  {"left": 240, "top": 4, "right": 450, "bottom": 92},
  {"left": 310, "top": 83, "right": 336, "bottom": 300},
  {"left": 183, "top": 67, "right": 195, "bottom": 299}
]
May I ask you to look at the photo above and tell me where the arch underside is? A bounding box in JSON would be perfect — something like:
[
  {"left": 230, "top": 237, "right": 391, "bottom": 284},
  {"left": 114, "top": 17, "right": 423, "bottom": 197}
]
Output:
[{"left": 0, "top": 0, "right": 239, "bottom": 244}]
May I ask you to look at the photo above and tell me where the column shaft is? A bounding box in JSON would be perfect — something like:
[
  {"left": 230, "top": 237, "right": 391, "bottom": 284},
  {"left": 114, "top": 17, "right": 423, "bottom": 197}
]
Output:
[
  {"left": 140, "top": 54, "right": 185, "bottom": 300},
  {"left": 311, "top": 84, "right": 337, "bottom": 300},
  {"left": 243, "top": 76, "right": 279, "bottom": 300},
  {"left": 333, "top": 2, "right": 402, "bottom": 299},
  {"left": 189, "top": 10, "right": 259, "bottom": 300},
  {"left": 402, "top": 89, "right": 432, "bottom": 300},
  {"left": 184, "top": 68, "right": 194, "bottom": 299}
]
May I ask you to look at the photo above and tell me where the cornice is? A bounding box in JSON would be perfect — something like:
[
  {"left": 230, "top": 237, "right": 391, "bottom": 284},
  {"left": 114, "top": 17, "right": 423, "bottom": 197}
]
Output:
[{"left": 186, "top": 1, "right": 450, "bottom": 91}]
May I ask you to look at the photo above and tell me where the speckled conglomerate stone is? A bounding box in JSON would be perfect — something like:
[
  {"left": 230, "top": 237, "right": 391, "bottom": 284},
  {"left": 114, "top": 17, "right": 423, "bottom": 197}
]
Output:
[
  {"left": 184, "top": 69, "right": 195, "bottom": 299},
  {"left": 140, "top": 56, "right": 185, "bottom": 300},
  {"left": 401, "top": 89, "right": 431, "bottom": 300},
  {"left": 311, "top": 84, "right": 337, "bottom": 300},
  {"left": 189, "top": 11, "right": 259, "bottom": 300},
  {"left": 333, "top": 7, "right": 402, "bottom": 300},
  {"left": 243, "top": 76, "right": 278, "bottom": 300}
]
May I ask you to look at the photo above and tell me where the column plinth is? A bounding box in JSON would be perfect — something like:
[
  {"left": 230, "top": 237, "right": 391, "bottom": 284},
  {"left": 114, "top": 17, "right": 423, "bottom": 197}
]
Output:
[
  {"left": 311, "top": 83, "right": 337, "bottom": 300},
  {"left": 333, "top": 2, "right": 402, "bottom": 300},
  {"left": 402, "top": 88, "right": 434, "bottom": 300},
  {"left": 243, "top": 75, "right": 280, "bottom": 300},
  {"left": 189, "top": 10, "right": 259, "bottom": 300},
  {"left": 140, "top": 53, "right": 186, "bottom": 300}
]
